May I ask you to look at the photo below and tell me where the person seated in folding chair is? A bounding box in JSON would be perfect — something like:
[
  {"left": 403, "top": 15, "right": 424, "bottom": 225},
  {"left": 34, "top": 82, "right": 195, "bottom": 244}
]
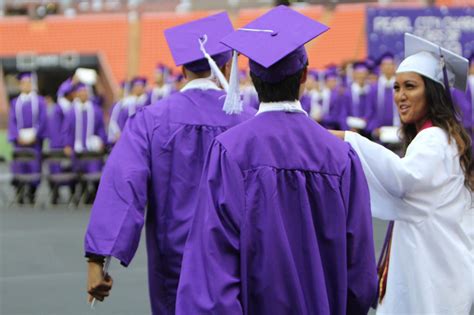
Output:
[
  {"left": 64, "top": 82, "right": 107, "bottom": 204},
  {"left": 8, "top": 72, "right": 48, "bottom": 204},
  {"left": 47, "top": 78, "right": 78, "bottom": 204}
]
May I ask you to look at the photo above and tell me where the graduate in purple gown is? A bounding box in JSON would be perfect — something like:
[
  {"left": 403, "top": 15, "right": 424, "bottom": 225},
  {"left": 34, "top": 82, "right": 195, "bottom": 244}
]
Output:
[
  {"left": 48, "top": 78, "right": 77, "bottom": 202},
  {"left": 64, "top": 83, "right": 107, "bottom": 173},
  {"left": 368, "top": 53, "right": 400, "bottom": 139},
  {"left": 343, "top": 61, "right": 376, "bottom": 136},
  {"left": 8, "top": 72, "right": 48, "bottom": 203},
  {"left": 149, "top": 63, "right": 174, "bottom": 104},
  {"left": 107, "top": 77, "right": 149, "bottom": 145},
  {"left": 176, "top": 6, "right": 377, "bottom": 315},
  {"left": 84, "top": 12, "right": 255, "bottom": 314},
  {"left": 50, "top": 78, "right": 75, "bottom": 149},
  {"left": 312, "top": 67, "right": 347, "bottom": 130}
]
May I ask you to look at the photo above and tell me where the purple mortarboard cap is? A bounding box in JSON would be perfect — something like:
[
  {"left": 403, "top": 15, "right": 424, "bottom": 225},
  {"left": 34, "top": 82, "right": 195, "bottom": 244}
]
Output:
[
  {"left": 308, "top": 69, "right": 319, "bottom": 80},
  {"left": 155, "top": 63, "right": 169, "bottom": 72},
  {"left": 71, "top": 82, "right": 87, "bottom": 92},
  {"left": 130, "top": 76, "right": 147, "bottom": 86},
  {"left": 324, "top": 66, "right": 338, "bottom": 80},
  {"left": 366, "top": 57, "right": 376, "bottom": 71},
  {"left": 164, "top": 12, "right": 234, "bottom": 72},
  {"left": 353, "top": 61, "right": 369, "bottom": 72},
  {"left": 57, "top": 78, "right": 74, "bottom": 97},
  {"left": 17, "top": 72, "right": 32, "bottom": 80},
  {"left": 378, "top": 52, "right": 395, "bottom": 65},
  {"left": 221, "top": 5, "right": 329, "bottom": 83}
]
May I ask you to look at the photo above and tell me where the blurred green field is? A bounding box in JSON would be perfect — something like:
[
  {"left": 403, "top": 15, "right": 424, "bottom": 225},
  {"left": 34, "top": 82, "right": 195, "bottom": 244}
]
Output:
[{"left": 0, "top": 129, "right": 12, "bottom": 160}]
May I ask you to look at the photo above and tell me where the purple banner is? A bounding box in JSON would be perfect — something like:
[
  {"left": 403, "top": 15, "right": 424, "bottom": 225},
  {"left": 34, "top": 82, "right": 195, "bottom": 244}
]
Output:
[{"left": 366, "top": 6, "right": 474, "bottom": 62}]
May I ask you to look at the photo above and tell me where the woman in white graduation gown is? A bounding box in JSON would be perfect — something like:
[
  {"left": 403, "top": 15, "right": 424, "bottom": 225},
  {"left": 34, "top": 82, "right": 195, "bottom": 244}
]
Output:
[{"left": 333, "top": 33, "right": 474, "bottom": 313}]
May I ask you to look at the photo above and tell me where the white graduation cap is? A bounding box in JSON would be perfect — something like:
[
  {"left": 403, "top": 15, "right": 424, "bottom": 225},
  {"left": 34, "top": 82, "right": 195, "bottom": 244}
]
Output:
[{"left": 396, "top": 33, "right": 469, "bottom": 92}]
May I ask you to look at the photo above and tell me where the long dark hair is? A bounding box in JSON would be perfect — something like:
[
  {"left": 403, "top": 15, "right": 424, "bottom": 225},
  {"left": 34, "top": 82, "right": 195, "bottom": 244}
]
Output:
[{"left": 400, "top": 75, "right": 473, "bottom": 191}]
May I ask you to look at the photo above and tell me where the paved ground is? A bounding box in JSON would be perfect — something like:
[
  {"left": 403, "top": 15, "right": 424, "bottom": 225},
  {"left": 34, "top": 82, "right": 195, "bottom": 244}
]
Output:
[{"left": 0, "top": 166, "right": 470, "bottom": 315}]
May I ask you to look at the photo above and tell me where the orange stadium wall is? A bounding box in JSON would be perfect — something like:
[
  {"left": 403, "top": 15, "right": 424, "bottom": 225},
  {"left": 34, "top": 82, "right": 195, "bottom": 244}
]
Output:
[
  {"left": 139, "top": 4, "right": 367, "bottom": 80},
  {"left": 0, "top": 14, "right": 129, "bottom": 80},
  {"left": 0, "top": 5, "right": 368, "bottom": 85}
]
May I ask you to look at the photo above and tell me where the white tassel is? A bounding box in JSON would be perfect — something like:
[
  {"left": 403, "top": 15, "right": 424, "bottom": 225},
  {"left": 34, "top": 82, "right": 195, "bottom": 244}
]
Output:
[
  {"left": 199, "top": 35, "right": 229, "bottom": 91},
  {"left": 223, "top": 50, "right": 243, "bottom": 115}
]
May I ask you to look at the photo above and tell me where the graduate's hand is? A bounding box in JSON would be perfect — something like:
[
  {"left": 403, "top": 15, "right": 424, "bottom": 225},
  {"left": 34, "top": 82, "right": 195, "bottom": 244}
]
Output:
[
  {"left": 87, "top": 261, "right": 113, "bottom": 303},
  {"left": 373, "top": 128, "right": 381, "bottom": 138},
  {"left": 329, "top": 130, "right": 345, "bottom": 140},
  {"left": 17, "top": 137, "right": 35, "bottom": 146}
]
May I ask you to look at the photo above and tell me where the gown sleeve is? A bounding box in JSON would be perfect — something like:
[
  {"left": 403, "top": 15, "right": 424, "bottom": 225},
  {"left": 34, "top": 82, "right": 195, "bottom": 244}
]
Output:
[
  {"left": 345, "top": 129, "right": 449, "bottom": 223},
  {"left": 341, "top": 147, "right": 378, "bottom": 313},
  {"left": 8, "top": 99, "right": 18, "bottom": 143},
  {"left": 95, "top": 107, "right": 107, "bottom": 144},
  {"left": 36, "top": 97, "right": 49, "bottom": 141},
  {"left": 84, "top": 108, "right": 154, "bottom": 266},
  {"left": 176, "top": 140, "right": 244, "bottom": 315}
]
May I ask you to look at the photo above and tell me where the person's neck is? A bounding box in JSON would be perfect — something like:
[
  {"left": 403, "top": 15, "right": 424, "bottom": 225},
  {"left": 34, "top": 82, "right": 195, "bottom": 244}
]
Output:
[{"left": 415, "top": 117, "right": 432, "bottom": 132}]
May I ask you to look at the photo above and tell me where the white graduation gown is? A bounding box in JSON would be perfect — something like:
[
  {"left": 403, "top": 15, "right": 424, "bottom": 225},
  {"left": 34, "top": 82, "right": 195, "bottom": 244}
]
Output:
[{"left": 345, "top": 127, "right": 474, "bottom": 314}]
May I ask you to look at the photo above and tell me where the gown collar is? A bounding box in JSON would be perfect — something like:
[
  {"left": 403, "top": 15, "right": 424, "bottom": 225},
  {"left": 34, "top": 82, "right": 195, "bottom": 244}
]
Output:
[
  {"left": 180, "top": 78, "right": 221, "bottom": 92},
  {"left": 256, "top": 100, "right": 308, "bottom": 116}
]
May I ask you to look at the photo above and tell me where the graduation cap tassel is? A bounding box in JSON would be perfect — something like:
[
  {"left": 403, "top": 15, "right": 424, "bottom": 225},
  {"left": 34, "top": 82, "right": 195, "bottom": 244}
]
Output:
[
  {"left": 199, "top": 35, "right": 229, "bottom": 91},
  {"left": 223, "top": 50, "right": 243, "bottom": 115},
  {"left": 440, "top": 54, "right": 454, "bottom": 106}
]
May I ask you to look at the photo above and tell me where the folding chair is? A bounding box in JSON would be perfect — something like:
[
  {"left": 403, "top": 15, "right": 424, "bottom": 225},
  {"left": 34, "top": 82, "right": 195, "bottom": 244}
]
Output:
[
  {"left": 11, "top": 148, "right": 42, "bottom": 205},
  {"left": 42, "top": 149, "right": 78, "bottom": 206},
  {"left": 73, "top": 151, "right": 105, "bottom": 206}
]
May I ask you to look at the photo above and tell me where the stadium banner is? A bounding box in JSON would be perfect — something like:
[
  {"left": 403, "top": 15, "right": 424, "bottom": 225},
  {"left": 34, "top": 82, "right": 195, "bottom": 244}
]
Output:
[{"left": 366, "top": 7, "right": 474, "bottom": 61}]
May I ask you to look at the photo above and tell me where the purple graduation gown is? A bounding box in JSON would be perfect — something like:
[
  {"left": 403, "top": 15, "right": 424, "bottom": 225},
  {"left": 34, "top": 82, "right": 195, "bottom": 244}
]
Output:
[
  {"left": 84, "top": 87, "right": 256, "bottom": 314},
  {"left": 319, "top": 88, "right": 347, "bottom": 130},
  {"left": 108, "top": 100, "right": 130, "bottom": 142},
  {"left": 64, "top": 104, "right": 107, "bottom": 173},
  {"left": 368, "top": 81, "right": 396, "bottom": 131},
  {"left": 49, "top": 104, "right": 69, "bottom": 149},
  {"left": 455, "top": 86, "right": 473, "bottom": 140},
  {"left": 176, "top": 111, "right": 378, "bottom": 315},
  {"left": 48, "top": 103, "right": 73, "bottom": 175},
  {"left": 300, "top": 93, "right": 312, "bottom": 114},
  {"left": 343, "top": 85, "right": 376, "bottom": 133},
  {"left": 466, "top": 81, "right": 474, "bottom": 143},
  {"left": 8, "top": 94, "right": 48, "bottom": 186}
]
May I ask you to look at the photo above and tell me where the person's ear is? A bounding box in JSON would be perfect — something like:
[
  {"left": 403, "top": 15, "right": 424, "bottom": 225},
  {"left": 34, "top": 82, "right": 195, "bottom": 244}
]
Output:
[
  {"left": 300, "top": 67, "right": 308, "bottom": 84},
  {"left": 223, "top": 60, "right": 232, "bottom": 81}
]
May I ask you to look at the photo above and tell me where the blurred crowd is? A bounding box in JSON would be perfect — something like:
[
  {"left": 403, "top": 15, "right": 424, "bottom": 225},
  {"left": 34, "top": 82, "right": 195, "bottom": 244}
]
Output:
[{"left": 6, "top": 51, "right": 474, "bottom": 204}]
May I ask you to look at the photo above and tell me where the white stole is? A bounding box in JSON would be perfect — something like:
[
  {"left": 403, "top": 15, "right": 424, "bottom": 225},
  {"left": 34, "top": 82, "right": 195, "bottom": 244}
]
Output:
[
  {"left": 321, "top": 88, "right": 331, "bottom": 116},
  {"left": 351, "top": 82, "right": 370, "bottom": 116},
  {"left": 58, "top": 97, "right": 72, "bottom": 114},
  {"left": 74, "top": 100, "right": 95, "bottom": 153},
  {"left": 15, "top": 92, "right": 39, "bottom": 130}
]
